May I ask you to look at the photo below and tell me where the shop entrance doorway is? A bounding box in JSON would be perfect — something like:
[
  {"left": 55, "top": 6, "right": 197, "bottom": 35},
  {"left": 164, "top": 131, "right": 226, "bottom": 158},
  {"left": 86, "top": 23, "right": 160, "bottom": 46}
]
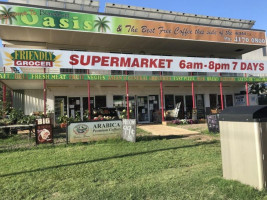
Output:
[
  {"left": 148, "top": 95, "right": 159, "bottom": 123},
  {"left": 137, "top": 96, "right": 149, "bottom": 123},
  {"left": 68, "top": 97, "right": 81, "bottom": 118}
]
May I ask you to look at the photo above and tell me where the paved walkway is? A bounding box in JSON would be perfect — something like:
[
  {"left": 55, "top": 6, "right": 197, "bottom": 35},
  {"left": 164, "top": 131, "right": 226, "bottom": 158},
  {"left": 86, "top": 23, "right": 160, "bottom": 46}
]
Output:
[{"left": 138, "top": 124, "right": 199, "bottom": 136}]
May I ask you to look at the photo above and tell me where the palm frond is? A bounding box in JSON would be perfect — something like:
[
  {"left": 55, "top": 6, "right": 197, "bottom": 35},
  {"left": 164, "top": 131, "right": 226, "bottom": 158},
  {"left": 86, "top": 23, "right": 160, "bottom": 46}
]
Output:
[{"left": 1, "top": 6, "right": 8, "bottom": 13}]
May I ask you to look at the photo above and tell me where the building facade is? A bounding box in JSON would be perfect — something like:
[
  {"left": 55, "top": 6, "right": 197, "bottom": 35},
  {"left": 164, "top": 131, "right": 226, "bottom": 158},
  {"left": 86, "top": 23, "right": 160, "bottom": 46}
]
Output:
[{"left": 0, "top": 1, "right": 266, "bottom": 124}]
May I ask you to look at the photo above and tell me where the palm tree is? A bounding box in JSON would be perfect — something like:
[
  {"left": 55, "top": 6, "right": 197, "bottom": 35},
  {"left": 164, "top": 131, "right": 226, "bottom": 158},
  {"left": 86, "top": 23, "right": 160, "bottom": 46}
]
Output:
[
  {"left": 0, "top": 6, "right": 17, "bottom": 25},
  {"left": 94, "top": 17, "right": 110, "bottom": 33}
]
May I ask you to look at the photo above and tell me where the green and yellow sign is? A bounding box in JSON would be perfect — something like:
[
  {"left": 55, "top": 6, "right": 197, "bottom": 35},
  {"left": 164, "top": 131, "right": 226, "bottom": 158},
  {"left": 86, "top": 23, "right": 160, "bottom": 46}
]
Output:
[
  {"left": 0, "top": 73, "right": 266, "bottom": 83},
  {"left": 4, "top": 50, "right": 61, "bottom": 67},
  {"left": 0, "top": 3, "right": 265, "bottom": 45}
]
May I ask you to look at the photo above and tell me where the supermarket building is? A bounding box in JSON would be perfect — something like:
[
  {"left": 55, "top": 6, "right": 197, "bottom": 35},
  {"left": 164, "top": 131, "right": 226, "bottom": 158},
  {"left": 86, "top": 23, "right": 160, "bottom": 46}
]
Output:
[{"left": 0, "top": 0, "right": 266, "bottom": 123}]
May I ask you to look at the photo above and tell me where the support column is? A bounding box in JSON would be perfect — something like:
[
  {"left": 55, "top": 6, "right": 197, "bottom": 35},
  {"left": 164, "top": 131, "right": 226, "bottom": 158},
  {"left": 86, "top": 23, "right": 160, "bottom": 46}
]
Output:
[
  {"left": 125, "top": 71, "right": 130, "bottom": 119},
  {"left": 3, "top": 83, "right": 6, "bottom": 111},
  {"left": 191, "top": 73, "right": 196, "bottom": 109},
  {"left": 87, "top": 69, "right": 91, "bottom": 120},
  {"left": 245, "top": 74, "right": 250, "bottom": 106},
  {"left": 43, "top": 68, "right": 47, "bottom": 116},
  {"left": 160, "top": 72, "right": 164, "bottom": 122},
  {"left": 219, "top": 73, "right": 224, "bottom": 110},
  {"left": 11, "top": 90, "right": 13, "bottom": 107}
]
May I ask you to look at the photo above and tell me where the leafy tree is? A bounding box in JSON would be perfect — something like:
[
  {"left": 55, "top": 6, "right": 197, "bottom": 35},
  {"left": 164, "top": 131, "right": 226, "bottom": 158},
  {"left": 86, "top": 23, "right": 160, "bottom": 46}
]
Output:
[
  {"left": 249, "top": 82, "right": 266, "bottom": 95},
  {"left": 94, "top": 17, "right": 110, "bottom": 33}
]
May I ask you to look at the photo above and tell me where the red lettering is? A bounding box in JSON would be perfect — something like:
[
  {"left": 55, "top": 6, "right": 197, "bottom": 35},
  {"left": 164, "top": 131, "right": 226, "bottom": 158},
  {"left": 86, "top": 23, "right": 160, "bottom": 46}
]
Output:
[
  {"left": 259, "top": 63, "right": 264, "bottom": 71},
  {"left": 149, "top": 59, "right": 158, "bottom": 68},
  {"left": 253, "top": 63, "right": 258, "bottom": 71},
  {"left": 131, "top": 58, "right": 140, "bottom": 68},
  {"left": 247, "top": 63, "right": 252, "bottom": 70},
  {"left": 101, "top": 56, "right": 109, "bottom": 67},
  {"left": 158, "top": 59, "right": 165, "bottom": 68},
  {"left": 91, "top": 56, "right": 101, "bottom": 66},
  {"left": 240, "top": 62, "right": 246, "bottom": 70},
  {"left": 140, "top": 58, "right": 149, "bottom": 68},
  {"left": 80, "top": 55, "right": 90, "bottom": 66},
  {"left": 232, "top": 62, "right": 238, "bottom": 70},
  {"left": 69, "top": 54, "right": 79, "bottom": 65},
  {"left": 166, "top": 59, "right": 173, "bottom": 68},
  {"left": 110, "top": 57, "right": 119, "bottom": 67},
  {"left": 120, "top": 58, "right": 131, "bottom": 67}
]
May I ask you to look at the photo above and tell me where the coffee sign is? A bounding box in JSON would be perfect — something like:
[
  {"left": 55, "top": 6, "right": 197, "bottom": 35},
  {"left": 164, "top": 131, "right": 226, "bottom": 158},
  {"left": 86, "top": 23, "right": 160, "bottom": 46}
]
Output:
[{"left": 67, "top": 120, "right": 122, "bottom": 143}]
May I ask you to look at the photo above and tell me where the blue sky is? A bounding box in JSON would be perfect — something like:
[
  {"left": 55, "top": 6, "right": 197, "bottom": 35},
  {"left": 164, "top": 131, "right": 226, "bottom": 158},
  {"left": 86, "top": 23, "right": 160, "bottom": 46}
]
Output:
[{"left": 0, "top": 0, "right": 266, "bottom": 46}]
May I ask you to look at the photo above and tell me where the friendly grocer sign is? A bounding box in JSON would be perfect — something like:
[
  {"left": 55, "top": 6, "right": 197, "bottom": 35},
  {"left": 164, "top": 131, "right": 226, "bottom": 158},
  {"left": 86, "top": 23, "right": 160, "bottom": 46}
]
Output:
[
  {"left": 3, "top": 49, "right": 61, "bottom": 67},
  {"left": 0, "top": 3, "right": 265, "bottom": 45},
  {"left": 1, "top": 48, "right": 267, "bottom": 74}
]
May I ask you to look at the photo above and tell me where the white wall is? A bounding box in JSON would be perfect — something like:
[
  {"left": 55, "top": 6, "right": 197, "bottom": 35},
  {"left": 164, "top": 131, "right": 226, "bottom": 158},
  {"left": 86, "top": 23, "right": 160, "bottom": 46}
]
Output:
[{"left": 24, "top": 90, "right": 44, "bottom": 115}]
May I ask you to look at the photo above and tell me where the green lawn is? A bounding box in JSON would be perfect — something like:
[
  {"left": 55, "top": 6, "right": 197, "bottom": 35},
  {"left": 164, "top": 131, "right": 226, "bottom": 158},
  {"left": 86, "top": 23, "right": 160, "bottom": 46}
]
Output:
[{"left": 0, "top": 129, "right": 266, "bottom": 200}]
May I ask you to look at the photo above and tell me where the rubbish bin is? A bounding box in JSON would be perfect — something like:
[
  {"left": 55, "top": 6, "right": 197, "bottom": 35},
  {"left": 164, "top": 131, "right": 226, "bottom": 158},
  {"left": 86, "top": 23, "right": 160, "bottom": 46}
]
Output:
[{"left": 219, "top": 105, "right": 267, "bottom": 190}]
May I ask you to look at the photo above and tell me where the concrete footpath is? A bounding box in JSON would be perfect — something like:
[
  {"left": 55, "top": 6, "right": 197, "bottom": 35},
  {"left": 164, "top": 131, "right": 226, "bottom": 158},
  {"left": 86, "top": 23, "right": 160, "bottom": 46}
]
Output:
[{"left": 138, "top": 124, "right": 199, "bottom": 136}]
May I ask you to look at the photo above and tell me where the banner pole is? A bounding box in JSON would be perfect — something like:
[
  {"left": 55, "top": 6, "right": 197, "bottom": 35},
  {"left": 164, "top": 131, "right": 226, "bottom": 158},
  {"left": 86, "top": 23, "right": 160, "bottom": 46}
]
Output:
[
  {"left": 87, "top": 70, "right": 91, "bottom": 120},
  {"left": 43, "top": 68, "right": 47, "bottom": 116},
  {"left": 219, "top": 73, "right": 224, "bottom": 110},
  {"left": 160, "top": 72, "right": 164, "bottom": 122},
  {"left": 245, "top": 74, "right": 250, "bottom": 106},
  {"left": 3, "top": 83, "right": 6, "bottom": 113},
  {"left": 125, "top": 71, "right": 130, "bottom": 119},
  {"left": 191, "top": 73, "right": 196, "bottom": 109}
]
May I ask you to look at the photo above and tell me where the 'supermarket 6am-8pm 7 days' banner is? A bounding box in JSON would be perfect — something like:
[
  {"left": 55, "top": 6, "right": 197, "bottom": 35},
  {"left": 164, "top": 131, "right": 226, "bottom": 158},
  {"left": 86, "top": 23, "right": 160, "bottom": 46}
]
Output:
[
  {"left": 0, "top": 3, "right": 266, "bottom": 45},
  {"left": 1, "top": 48, "right": 267, "bottom": 74}
]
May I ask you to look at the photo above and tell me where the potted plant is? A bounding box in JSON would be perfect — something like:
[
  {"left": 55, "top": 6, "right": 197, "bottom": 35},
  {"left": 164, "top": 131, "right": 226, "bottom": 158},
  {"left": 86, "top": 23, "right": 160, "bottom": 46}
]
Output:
[{"left": 57, "top": 115, "right": 68, "bottom": 128}]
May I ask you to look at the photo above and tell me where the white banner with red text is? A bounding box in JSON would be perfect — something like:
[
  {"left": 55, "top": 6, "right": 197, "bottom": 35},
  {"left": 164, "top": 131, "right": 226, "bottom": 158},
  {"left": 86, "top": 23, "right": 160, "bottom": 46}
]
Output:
[{"left": 0, "top": 48, "right": 266, "bottom": 74}]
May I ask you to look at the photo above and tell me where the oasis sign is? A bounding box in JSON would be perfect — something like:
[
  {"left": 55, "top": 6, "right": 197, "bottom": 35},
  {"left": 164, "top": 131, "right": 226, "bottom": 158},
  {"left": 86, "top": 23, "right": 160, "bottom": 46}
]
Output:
[
  {"left": 1, "top": 48, "right": 267, "bottom": 74},
  {"left": 0, "top": 3, "right": 265, "bottom": 45}
]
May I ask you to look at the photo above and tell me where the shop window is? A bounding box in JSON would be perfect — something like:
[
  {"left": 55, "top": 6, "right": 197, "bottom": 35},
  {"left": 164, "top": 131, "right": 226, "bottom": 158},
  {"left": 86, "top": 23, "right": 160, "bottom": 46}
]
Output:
[
  {"left": 221, "top": 73, "right": 237, "bottom": 77},
  {"left": 54, "top": 96, "right": 67, "bottom": 122},
  {"left": 60, "top": 69, "right": 87, "bottom": 74},
  {"left": 218, "top": 95, "right": 226, "bottom": 109},
  {"left": 226, "top": 95, "right": 233, "bottom": 107},
  {"left": 113, "top": 95, "right": 124, "bottom": 108},
  {"left": 111, "top": 70, "right": 123, "bottom": 75},
  {"left": 165, "top": 94, "right": 174, "bottom": 110},
  {"left": 185, "top": 95, "right": 193, "bottom": 119},
  {"left": 196, "top": 94, "right": 205, "bottom": 119},
  {"left": 192, "top": 72, "right": 207, "bottom": 76},
  {"left": 152, "top": 71, "right": 160, "bottom": 76},
  {"left": 209, "top": 94, "right": 217, "bottom": 109},
  {"left": 95, "top": 96, "right": 106, "bottom": 108},
  {"left": 263, "top": 47, "right": 267, "bottom": 56},
  {"left": 163, "top": 72, "right": 173, "bottom": 76},
  {"left": 82, "top": 97, "right": 94, "bottom": 111}
]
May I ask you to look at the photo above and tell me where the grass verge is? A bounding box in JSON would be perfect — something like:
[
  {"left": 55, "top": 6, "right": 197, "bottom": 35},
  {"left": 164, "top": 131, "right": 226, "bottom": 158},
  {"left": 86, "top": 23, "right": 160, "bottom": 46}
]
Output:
[{"left": 0, "top": 133, "right": 266, "bottom": 199}]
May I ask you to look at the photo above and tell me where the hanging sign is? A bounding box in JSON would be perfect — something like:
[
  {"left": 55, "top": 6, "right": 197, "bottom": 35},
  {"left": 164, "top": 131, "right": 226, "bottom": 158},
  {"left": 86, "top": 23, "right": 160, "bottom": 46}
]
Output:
[
  {"left": 1, "top": 48, "right": 267, "bottom": 74},
  {"left": 0, "top": 73, "right": 267, "bottom": 82}
]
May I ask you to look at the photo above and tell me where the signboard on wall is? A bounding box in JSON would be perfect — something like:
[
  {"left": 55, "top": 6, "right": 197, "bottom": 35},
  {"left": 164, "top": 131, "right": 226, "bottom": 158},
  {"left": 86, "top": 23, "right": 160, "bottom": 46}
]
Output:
[
  {"left": 0, "top": 3, "right": 265, "bottom": 45},
  {"left": 235, "top": 94, "right": 258, "bottom": 106},
  {"left": 1, "top": 48, "right": 267, "bottom": 74},
  {"left": 35, "top": 118, "right": 53, "bottom": 144},
  {"left": 0, "top": 73, "right": 266, "bottom": 82},
  {"left": 67, "top": 120, "right": 122, "bottom": 143}
]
